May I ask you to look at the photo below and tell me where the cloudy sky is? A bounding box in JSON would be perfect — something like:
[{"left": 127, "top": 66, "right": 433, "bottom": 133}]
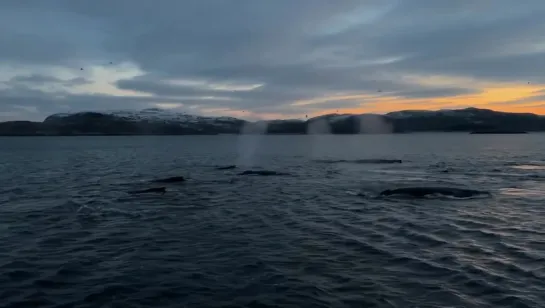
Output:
[{"left": 2, "top": 0, "right": 545, "bottom": 122}]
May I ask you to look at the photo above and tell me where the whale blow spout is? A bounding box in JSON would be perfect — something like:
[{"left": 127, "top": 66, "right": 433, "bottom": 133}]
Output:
[
  {"left": 128, "top": 187, "right": 167, "bottom": 195},
  {"left": 379, "top": 187, "right": 490, "bottom": 198},
  {"left": 151, "top": 176, "right": 186, "bottom": 183}
]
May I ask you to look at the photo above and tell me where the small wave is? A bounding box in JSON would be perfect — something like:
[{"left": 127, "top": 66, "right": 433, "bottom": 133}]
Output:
[
  {"left": 314, "top": 159, "right": 403, "bottom": 164},
  {"left": 0, "top": 187, "right": 24, "bottom": 194},
  {"left": 434, "top": 170, "right": 545, "bottom": 180},
  {"left": 505, "top": 160, "right": 545, "bottom": 167},
  {"left": 381, "top": 192, "right": 491, "bottom": 201},
  {"left": 499, "top": 188, "right": 545, "bottom": 198},
  {"left": 424, "top": 193, "right": 491, "bottom": 200},
  {"left": 344, "top": 190, "right": 362, "bottom": 196},
  {"left": 511, "top": 164, "right": 545, "bottom": 170}
]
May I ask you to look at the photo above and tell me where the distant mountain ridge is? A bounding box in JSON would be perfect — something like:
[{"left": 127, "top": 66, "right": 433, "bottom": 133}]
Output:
[
  {"left": 45, "top": 108, "right": 240, "bottom": 124},
  {"left": 1, "top": 107, "right": 544, "bottom": 136}
]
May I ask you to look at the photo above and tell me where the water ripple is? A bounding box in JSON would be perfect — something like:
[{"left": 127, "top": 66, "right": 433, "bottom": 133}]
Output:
[{"left": 1, "top": 135, "right": 545, "bottom": 307}]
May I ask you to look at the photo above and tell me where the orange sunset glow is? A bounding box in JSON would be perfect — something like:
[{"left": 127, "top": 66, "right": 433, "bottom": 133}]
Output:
[{"left": 307, "top": 82, "right": 545, "bottom": 118}]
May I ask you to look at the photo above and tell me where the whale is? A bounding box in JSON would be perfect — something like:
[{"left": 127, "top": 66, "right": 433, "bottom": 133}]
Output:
[
  {"left": 216, "top": 165, "right": 237, "bottom": 170},
  {"left": 151, "top": 176, "right": 185, "bottom": 183},
  {"left": 128, "top": 187, "right": 166, "bottom": 195},
  {"left": 237, "top": 170, "right": 290, "bottom": 176},
  {"left": 379, "top": 187, "right": 490, "bottom": 198}
]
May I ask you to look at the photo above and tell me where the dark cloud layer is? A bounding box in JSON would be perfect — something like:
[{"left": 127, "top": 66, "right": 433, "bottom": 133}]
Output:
[{"left": 1, "top": 0, "right": 545, "bottom": 120}]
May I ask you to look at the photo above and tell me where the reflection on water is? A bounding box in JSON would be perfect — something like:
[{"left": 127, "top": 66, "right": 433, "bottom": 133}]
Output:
[{"left": 510, "top": 164, "right": 545, "bottom": 170}]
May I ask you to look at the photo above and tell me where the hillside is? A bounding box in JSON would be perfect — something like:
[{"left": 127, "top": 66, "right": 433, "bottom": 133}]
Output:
[{"left": 0, "top": 107, "right": 543, "bottom": 136}]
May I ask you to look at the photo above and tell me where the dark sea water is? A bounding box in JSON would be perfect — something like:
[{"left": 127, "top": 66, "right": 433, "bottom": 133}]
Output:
[{"left": 1, "top": 134, "right": 545, "bottom": 308}]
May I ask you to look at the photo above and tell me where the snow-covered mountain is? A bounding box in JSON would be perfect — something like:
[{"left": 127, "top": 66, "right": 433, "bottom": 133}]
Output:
[
  {"left": 47, "top": 108, "right": 314, "bottom": 126},
  {"left": 46, "top": 108, "right": 242, "bottom": 125}
]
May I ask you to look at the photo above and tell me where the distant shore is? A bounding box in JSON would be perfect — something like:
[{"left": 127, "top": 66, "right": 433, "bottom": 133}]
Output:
[
  {"left": 2, "top": 107, "right": 545, "bottom": 136},
  {"left": 0, "top": 131, "right": 539, "bottom": 137}
]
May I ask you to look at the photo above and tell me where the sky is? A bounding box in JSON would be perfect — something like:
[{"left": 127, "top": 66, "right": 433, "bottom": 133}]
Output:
[{"left": 2, "top": 0, "right": 545, "bottom": 122}]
